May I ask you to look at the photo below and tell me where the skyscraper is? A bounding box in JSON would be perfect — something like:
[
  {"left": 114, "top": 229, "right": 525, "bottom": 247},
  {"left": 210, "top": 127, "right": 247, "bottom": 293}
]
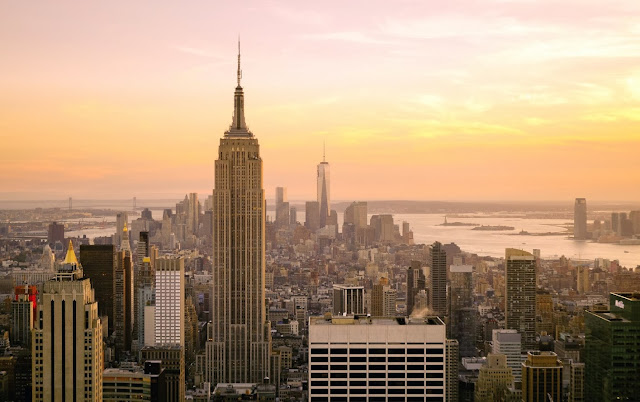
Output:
[
  {"left": 574, "top": 198, "right": 588, "bottom": 239},
  {"left": 584, "top": 292, "right": 640, "bottom": 401},
  {"left": 114, "top": 248, "right": 134, "bottom": 358},
  {"left": 492, "top": 329, "right": 523, "bottom": 384},
  {"left": 449, "top": 264, "right": 476, "bottom": 357},
  {"left": 47, "top": 221, "right": 64, "bottom": 246},
  {"left": 317, "top": 150, "right": 330, "bottom": 229},
  {"left": 332, "top": 284, "right": 365, "bottom": 315},
  {"left": 32, "top": 241, "right": 103, "bottom": 401},
  {"left": 406, "top": 260, "right": 425, "bottom": 316},
  {"left": 505, "top": 248, "right": 537, "bottom": 352},
  {"left": 429, "top": 241, "right": 448, "bottom": 317},
  {"left": 305, "top": 201, "right": 320, "bottom": 232},
  {"left": 208, "top": 43, "right": 271, "bottom": 384},
  {"left": 80, "top": 244, "right": 116, "bottom": 333},
  {"left": 521, "top": 351, "right": 562, "bottom": 402}
]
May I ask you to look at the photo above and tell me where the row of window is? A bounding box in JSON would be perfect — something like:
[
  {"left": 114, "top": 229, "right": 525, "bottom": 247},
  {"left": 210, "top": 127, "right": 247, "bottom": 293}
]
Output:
[
  {"left": 311, "top": 364, "right": 444, "bottom": 371},
  {"left": 311, "top": 356, "right": 443, "bottom": 363},
  {"left": 311, "top": 348, "right": 443, "bottom": 355},
  {"left": 311, "top": 388, "right": 443, "bottom": 395},
  {"left": 311, "top": 398, "right": 443, "bottom": 402},
  {"left": 310, "top": 380, "right": 444, "bottom": 387},
  {"left": 311, "top": 372, "right": 444, "bottom": 379}
]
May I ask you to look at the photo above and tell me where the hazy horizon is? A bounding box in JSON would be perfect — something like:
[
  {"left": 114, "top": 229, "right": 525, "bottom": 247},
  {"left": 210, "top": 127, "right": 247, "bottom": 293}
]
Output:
[{"left": 2, "top": 1, "right": 640, "bottom": 201}]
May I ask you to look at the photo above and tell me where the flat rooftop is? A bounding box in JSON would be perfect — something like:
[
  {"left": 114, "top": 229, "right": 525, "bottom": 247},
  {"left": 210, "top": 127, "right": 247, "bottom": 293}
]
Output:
[{"left": 310, "top": 315, "right": 444, "bottom": 326}]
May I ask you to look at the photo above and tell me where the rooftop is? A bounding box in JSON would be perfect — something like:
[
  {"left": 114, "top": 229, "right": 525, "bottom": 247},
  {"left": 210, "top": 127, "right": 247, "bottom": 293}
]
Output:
[{"left": 310, "top": 315, "right": 444, "bottom": 326}]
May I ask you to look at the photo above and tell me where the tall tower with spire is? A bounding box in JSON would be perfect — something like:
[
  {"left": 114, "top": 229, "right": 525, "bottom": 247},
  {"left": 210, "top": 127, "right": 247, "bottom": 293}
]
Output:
[
  {"left": 207, "top": 41, "right": 271, "bottom": 384},
  {"left": 317, "top": 144, "right": 330, "bottom": 228}
]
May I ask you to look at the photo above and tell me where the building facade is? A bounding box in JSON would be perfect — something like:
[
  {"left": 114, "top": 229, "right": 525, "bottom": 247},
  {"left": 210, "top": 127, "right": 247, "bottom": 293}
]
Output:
[
  {"left": 505, "top": 248, "right": 537, "bottom": 352},
  {"left": 309, "top": 315, "right": 447, "bottom": 400},
  {"left": 521, "top": 351, "right": 562, "bottom": 402},
  {"left": 429, "top": 242, "right": 447, "bottom": 317},
  {"left": 573, "top": 198, "right": 588, "bottom": 239},
  {"left": 208, "top": 44, "right": 271, "bottom": 384}
]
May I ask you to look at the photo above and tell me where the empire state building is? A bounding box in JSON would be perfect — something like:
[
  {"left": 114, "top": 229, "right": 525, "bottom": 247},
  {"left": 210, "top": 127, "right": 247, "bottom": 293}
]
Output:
[{"left": 207, "top": 43, "right": 271, "bottom": 384}]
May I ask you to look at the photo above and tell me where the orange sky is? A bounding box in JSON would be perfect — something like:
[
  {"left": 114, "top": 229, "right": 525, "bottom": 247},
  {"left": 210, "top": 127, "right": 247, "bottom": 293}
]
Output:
[{"left": 1, "top": 1, "right": 640, "bottom": 202}]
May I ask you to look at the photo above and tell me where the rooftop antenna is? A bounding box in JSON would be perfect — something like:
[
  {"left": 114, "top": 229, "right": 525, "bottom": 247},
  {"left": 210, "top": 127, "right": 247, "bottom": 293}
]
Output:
[
  {"left": 237, "top": 36, "right": 242, "bottom": 86},
  {"left": 323, "top": 140, "right": 326, "bottom": 162}
]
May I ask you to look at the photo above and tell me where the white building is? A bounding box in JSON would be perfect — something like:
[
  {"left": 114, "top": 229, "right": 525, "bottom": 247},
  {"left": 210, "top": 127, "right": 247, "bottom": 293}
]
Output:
[
  {"left": 153, "top": 256, "right": 184, "bottom": 347},
  {"left": 309, "top": 315, "right": 447, "bottom": 400},
  {"left": 492, "top": 329, "right": 524, "bottom": 384}
]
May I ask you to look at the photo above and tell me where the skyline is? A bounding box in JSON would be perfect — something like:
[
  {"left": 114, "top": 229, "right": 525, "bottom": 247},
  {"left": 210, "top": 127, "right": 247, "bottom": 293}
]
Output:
[{"left": 2, "top": 1, "right": 640, "bottom": 201}]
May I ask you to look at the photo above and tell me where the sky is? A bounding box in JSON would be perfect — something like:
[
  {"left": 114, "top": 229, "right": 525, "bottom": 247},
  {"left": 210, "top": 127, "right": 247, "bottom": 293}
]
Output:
[{"left": 1, "top": 0, "right": 640, "bottom": 202}]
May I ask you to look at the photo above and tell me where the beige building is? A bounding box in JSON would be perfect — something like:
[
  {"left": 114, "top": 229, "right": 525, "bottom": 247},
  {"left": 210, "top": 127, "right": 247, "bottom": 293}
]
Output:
[
  {"left": 475, "top": 353, "right": 514, "bottom": 402},
  {"left": 521, "top": 351, "right": 563, "bottom": 402},
  {"left": 103, "top": 368, "right": 151, "bottom": 401},
  {"left": 505, "top": 248, "right": 537, "bottom": 351},
  {"left": 32, "top": 242, "right": 103, "bottom": 401},
  {"left": 569, "top": 361, "right": 584, "bottom": 402},
  {"left": 208, "top": 44, "right": 271, "bottom": 385}
]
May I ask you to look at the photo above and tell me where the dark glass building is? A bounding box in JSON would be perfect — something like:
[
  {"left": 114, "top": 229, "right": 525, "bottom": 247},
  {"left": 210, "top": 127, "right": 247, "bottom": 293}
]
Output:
[
  {"left": 585, "top": 292, "right": 640, "bottom": 401},
  {"left": 79, "top": 244, "right": 116, "bottom": 333}
]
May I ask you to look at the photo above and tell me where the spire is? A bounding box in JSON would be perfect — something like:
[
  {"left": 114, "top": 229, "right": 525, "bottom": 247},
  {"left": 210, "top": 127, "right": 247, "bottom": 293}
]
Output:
[
  {"left": 237, "top": 37, "right": 242, "bottom": 87},
  {"left": 323, "top": 141, "right": 326, "bottom": 162},
  {"left": 226, "top": 39, "right": 251, "bottom": 136},
  {"left": 63, "top": 240, "right": 78, "bottom": 265}
]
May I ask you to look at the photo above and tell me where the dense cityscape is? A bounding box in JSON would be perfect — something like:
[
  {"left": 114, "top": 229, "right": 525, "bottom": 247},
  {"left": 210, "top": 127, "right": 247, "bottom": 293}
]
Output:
[
  {"left": 0, "top": 44, "right": 639, "bottom": 401},
  {"left": 3, "top": 2, "right": 640, "bottom": 401}
]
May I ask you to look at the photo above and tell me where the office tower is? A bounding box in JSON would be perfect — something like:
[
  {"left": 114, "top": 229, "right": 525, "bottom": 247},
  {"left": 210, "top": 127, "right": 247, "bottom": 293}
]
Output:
[
  {"left": 429, "top": 241, "right": 448, "bottom": 317},
  {"left": 492, "top": 329, "right": 523, "bottom": 384},
  {"left": 371, "top": 280, "right": 397, "bottom": 317},
  {"left": 133, "top": 231, "right": 152, "bottom": 349},
  {"left": 305, "top": 201, "right": 320, "bottom": 232},
  {"left": 344, "top": 201, "right": 368, "bottom": 229},
  {"left": 332, "top": 284, "right": 365, "bottom": 315},
  {"left": 47, "top": 221, "right": 64, "bottom": 245},
  {"left": 573, "top": 198, "right": 588, "bottom": 239},
  {"left": 521, "top": 351, "right": 562, "bottom": 402},
  {"left": 114, "top": 248, "right": 134, "bottom": 358},
  {"left": 407, "top": 260, "right": 426, "bottom": 316},
  {"left": 505, "top": 248, "right": 537, "bottom": 351},
  {"left": 611, "top": 212, "right": 620, "bottom": 234},
  {"left": 289, "top": 206, "right": 297, "bottom": 225},
  {"left": 576, "top": 265, "right": 589, "bottom": 294},
  {"left": 188, "top": 192, "right": 200, "bottom": 235},
  {"left": 209, "top": 44, "right": 271, "bottom": 385},
  {"left": 154, "top": 256, "right": 184, "bottom": 347},
  {"left": 317, "top": 152, "right": 330, "bottom": 228},
  {"left": 32, "top": 242, "right": 103, "bottom": 401},
  {"left": 80, "top": 244, "right": 116, "bottom": 333},
  {"left": 449, "top": 264, "right": 476, "bottom": 357},
  {"left": 11, "top": 287, "right": 34, "bottom": 347},
  {"left": 446, "top": 339, "right": 459, "bottom": 402},
  {"left": 584, "top": 292, "right": 640, "bottom": 401},
  {"left": 370, "top": 214, "right": 395, "bottom": 242},
  {"left": 103, "top": 367, "right": 153, "bottom": 401},
  {"left": 141, "top": 347, "right": 184, "bottom": 401},
  {"left": 568, "top": 361, "right": 584, "bottom": 402},
  {"left": 475, "top": 353, "right": 514, "bottom": 402},
  {"left": 276, "top": 201, "right": 290, "bottom": 229},
  {"left": 275, "top": 186, "right": 287, "bottom": 206},
  {"left": 309, "top": 315, "right": 447, "bottom": 399},
  {"left": 115, "top": 211, "right": 129, "bottom": 247}
]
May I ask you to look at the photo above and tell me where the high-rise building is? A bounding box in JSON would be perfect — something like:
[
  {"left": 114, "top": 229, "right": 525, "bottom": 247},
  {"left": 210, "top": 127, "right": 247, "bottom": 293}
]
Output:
[
  {"left": 344, "top": 201, "right": 368, "bottom": 229},
  {"left": 11, "top": 287, "right": 34, "bottom": 347},
  {"left": 449, "top": 264, "right": 476, "bottom": 357},
  {"left": 47, "top": 221, "right": 64, "bottom": 245},
  {"left": 568, "top": 361, "right": 584, "bottom": 402},
  {"left": 429, "top": 241, "right": 448, "bottom": 317},
  {"left": 275, "top": 186, "right": 287, "bottom": 206},
  {"left": 574, "top": 198, "right": 588, "bottom": 239},
  {"left": 309, "top": 315, "right": 447, "bottom": 400},
  {"left": 446, "top": 339, "right": 459, "bottom": 402},
  {"left": 154, "top": 256, "right": 184, "bottom": 347},
  {"left": 188, "top": 192, "right": 200, "bottom": 235},
  {"left": 208, "top": 43, "right": 271, "bottom": 385},
  {"left": 475, "top": 353, "right": 514, "bottom": 402},
  {"left": 289, "top": 206, "right": 297, "bottom": 225},
  {"left": 80, "top": 244, "right": 116, "bottom": 333},
  {"left": 521, "top": 351, "right": 562, "bottom": 402},
  {"left": 141, "top": 346, "right": 184, "bottom": 402},
  {"left": 317, "top": 153, "right": 330, "bottom": 229},
  {"left": 370, "top": 280, "right": 396, "bottom": 317},
  {"left": 576, "top": 265, "right": 590, "bottom": 294},
  {"left": 305, "top": 201, "right": 320, "bottom": 232},
  {"left": 114, "top": 248, "right": 134, "bottom": 358},
  {"left": 505, "top": 248, "right": 537, "bottom": 352},
  {"left": 115, "top": 212, "right": 129, "bottom": 248},
  {"left": 32, "top": 241, "right": 103, "bottom": 401},
  {"left": 492, "top": 329, "right": 523, "bottom": 384},
  {"left": 407, "top": 261, "right": 425, "bottom": 316},
  {"left": 584, "top": 292, "right": 640, "bottom": 401},
  {"left": 332, "top": 284, "right": 365, "bottom": 315}
]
